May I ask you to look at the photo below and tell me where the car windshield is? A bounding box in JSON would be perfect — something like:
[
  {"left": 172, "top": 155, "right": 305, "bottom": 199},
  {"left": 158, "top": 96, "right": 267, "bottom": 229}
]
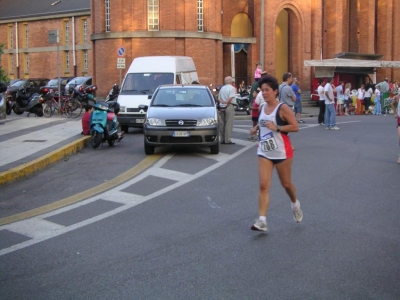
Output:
[
  {"left": 69, "top": 77, "right": 86, "bottom": 85},
  {"left": 48, "top": 79, "right": 59, "bottom": 86},
  {"left": 152, "top": 88, "right": 213, "bottom": 107},
  {"left": 120, "top": 73, "right": 174, "bottom": 94},
  {"left": 12, "top": 80, "right": 27, "bottom": 88}
]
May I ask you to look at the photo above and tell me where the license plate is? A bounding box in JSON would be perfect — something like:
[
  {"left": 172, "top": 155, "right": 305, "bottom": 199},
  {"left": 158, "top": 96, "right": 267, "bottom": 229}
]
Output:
[
  {"left": 135, "top": 119, "right": 144, "bottom": 123},
  {"left": 172, "top": 131, "right": 190, "bottom": 137}
]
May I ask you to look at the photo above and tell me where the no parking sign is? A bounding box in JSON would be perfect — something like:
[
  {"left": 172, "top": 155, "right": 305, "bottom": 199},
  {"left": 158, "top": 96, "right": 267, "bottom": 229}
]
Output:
[{"left": 117, "top": 46, "right": 126, "bottom": 57}]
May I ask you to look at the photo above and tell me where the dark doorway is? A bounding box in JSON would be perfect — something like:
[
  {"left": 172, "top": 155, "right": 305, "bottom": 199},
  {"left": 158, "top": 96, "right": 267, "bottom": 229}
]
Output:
[{"left": 235, "top": 50, "right": 248, "bottom": 87}]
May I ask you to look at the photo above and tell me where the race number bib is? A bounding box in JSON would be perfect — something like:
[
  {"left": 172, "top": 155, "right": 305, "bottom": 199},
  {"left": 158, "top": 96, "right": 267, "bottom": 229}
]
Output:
[{"left": 260, "top": 132, "right": 278, "bottom": 152}]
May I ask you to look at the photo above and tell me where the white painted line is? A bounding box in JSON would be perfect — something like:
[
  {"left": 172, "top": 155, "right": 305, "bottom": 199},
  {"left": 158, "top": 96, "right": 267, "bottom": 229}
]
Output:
[
  {"left": 231, "top": 138, "right": 254, "bottom": 146},
  {"left": 3, "top": 217, "right": 64, "bottom": 239},
  {"left": 232, "top": 127, "right": 251, "bottom": 134},
  {"left": 147, "top": 167, "right": 190, "bottom": 181},
  {"left": 196, "top": 151, "right": 231, "bottom": 162},
  {"left": 100, "top": 191, "right": 144, "bottom": 205}
]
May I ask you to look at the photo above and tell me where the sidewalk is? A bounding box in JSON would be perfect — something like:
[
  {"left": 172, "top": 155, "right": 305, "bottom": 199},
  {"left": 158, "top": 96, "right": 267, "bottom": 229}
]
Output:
[{"left": 0, "top": 113, "right": 89, "bottom": 185}]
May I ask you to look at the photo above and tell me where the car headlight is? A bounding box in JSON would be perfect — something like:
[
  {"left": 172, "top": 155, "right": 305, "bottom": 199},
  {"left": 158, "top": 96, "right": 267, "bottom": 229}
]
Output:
[
  {"left": 119, "top": 106, "right": 126, "bottom": 113},
  {"left": 147, "top": 118, "right": 165, "bottom": 126},
  {"left": 197, "top": 118, "right": 217, "bottom": 126}
]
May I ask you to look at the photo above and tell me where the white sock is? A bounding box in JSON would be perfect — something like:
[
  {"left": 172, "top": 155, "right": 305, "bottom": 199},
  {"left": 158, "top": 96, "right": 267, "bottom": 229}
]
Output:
[
  {"left": 259, "top": 216, "right": 266, "bottom": 223},
  {"left": 292, "top": 200, "right": 300, "bottom": 209}
]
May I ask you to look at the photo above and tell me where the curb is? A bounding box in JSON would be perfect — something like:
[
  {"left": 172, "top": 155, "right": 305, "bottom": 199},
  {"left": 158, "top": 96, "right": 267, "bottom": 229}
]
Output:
[{"left": 0, "top": 136, "right": 91, "bottom": 186}]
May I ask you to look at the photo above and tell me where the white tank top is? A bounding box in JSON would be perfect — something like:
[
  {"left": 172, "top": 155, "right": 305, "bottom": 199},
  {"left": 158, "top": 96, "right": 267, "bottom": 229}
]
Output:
[{"left": 257, "top": 103, "right": 293, "bottom": 160}]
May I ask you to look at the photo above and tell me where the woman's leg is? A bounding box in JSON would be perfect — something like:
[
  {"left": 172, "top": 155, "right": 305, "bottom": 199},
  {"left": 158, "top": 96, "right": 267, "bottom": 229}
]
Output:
[
  {"left": 275, "top": 158, "right": 296, "bottom": 203},
  {"left": 257, "top": 157, "right": 275, "bottom": 217}
]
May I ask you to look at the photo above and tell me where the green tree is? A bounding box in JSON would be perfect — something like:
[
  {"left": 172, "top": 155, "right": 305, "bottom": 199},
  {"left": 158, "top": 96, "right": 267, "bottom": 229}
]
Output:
[{"left": 0, "top": 44, "right": 10, "bottom": 84}]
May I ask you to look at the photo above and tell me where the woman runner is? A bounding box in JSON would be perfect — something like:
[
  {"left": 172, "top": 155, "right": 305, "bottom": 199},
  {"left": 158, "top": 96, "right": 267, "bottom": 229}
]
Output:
[{"left": 249, "top": 75, "right": 303, "bottom": 232}]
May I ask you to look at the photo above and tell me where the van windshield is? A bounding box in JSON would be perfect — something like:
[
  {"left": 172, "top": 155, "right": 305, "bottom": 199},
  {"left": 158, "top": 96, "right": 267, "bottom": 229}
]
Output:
[{"left": 120, "top": 73, "right": 174, "bottom": 94}]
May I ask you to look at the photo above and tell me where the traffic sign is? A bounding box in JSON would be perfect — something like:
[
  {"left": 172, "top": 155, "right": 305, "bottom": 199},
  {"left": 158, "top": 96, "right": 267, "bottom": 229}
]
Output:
[
  {"left": 117, "top": 58, "right": 125, "bottom": 69},
  {"left": 48, "top": 30, "right": 59, "bottom": 44},
  {"left": 117, "top": 46, "right": 126, "bottom": 57}
]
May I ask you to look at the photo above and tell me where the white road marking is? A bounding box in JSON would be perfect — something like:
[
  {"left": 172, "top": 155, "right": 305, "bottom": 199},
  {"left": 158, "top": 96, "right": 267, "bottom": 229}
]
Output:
[
  {"left": 207, "top": 196, "right": 221, "bottom": 209},
  {"left": 3, "top": 217, "right": 64, "bottom": 239}
]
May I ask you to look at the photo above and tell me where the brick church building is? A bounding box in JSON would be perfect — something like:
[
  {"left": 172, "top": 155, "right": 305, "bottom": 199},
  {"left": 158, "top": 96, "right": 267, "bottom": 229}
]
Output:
[{"left": 1, "top": 0, "right": 399, "bottom": 97}]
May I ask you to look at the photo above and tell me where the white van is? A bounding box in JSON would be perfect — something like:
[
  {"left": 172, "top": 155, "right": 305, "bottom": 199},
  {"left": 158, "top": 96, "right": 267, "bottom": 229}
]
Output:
[{"left": 117, "top": 56, "right": 199, "bottom": 131}]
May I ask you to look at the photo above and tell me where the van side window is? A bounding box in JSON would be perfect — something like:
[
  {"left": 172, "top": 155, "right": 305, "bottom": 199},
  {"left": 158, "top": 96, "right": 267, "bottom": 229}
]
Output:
[{"left": 176, "top": 75, "right": 180, "bottom": 84}]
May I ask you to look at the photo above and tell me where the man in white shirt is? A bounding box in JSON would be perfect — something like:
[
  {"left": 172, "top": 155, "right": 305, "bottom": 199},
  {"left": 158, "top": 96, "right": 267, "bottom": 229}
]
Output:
[
  {"left": 317, "top": 79, "right": 326, "bottom": 125},
  {"left": 324, "top": 77, "right": 339, "bottom": 130},
  {"left": 218, "top": 76, "right": 236, "bottom": 144}
]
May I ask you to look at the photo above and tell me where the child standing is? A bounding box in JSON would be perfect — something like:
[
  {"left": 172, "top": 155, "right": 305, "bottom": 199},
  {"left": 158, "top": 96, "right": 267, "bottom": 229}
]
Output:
[
  {"left": 374, "top": 86, "right": 381, "bottom": 115},
  {"left": 254, "top": 62, "right": 263, "bottom": 82},
  {"left": 248, "top": 89, "right": 260, "bottom": 140}
]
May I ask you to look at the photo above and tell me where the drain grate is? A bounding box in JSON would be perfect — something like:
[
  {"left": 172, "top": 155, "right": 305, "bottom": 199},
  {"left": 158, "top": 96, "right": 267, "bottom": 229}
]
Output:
[{"left": 23, "top": 140, "right": 47, "bottom": 142}]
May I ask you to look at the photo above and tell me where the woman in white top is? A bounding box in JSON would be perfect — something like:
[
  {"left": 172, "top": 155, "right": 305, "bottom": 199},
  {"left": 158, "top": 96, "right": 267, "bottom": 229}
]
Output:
[
  {"left": 364, "top": 83, "right": 373, "bottom": 115},
  {"left": 249, "top": 75, "right": 302, "bottom": 232},
  {"left": 356, "top": 85, "right": 365, "bottom": 115}
]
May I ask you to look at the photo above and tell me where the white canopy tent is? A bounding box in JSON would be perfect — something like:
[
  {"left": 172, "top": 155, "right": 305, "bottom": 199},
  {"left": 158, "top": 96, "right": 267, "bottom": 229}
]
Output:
[
  {"left": 304, "top": 58, "right": 400, "bottom": 80},
  {"left": 304, "top": 58, "right": 400, "bottom": 68}
]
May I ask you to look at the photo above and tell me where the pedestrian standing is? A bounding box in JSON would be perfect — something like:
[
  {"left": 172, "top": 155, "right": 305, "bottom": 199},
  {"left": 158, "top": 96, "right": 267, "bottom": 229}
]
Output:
[
  {"left": 218, "top": 76, "right": 236, "bottom": 144},
  {"left": 249, "top": 75, "right": 302, "bottom": 232},
  {"left": 278, "top": 72, "right": 296, "bottom": 108},
  {"left": 248, "top": 89, "right": 260, "bottom": 140},
  {"left": 336, "top": 81, "right": 344, "bottom": 115},
  {"left": 356, "top": 85, "right": 365, "bottom": 115},
  {"left": 390, "top": 94, "right": 400, "bottom": 163},
  {"left": 364, "top": 83, "right": 373, "bottom": 115},
  {"left": 344, "top": 82, "right": 352, "bottom": 115},
  {"left": 317, "top": 79, "right": 326, "bottom": 125},
  {"left": 373, "top": 86, "right": 381, "bottom": 115},
  {"left": 324, "top": 77, "right": 339, "bottom": 130},
  {"left": 292, "top": 78, "right": 304, "bottom": 123}
]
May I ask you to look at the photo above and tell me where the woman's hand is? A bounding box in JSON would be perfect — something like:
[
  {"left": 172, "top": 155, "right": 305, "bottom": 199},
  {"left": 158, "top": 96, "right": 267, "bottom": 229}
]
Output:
[
  {"left": 250, "top": 125, "right": 259, "bottom": 135},
  {"left": 265, "top": 121, "right": 277, "bottom": 131}
]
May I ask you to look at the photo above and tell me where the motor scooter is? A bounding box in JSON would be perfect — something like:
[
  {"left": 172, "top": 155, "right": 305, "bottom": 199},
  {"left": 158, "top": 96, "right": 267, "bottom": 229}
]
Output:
[
  {"left": 70, "top": 84, "right": 97, "bottom": 105},
  {"left": 233, "top": 90, "right": 250, "bottom": 115},
  {"left": 12, "top": 82, "right": 44, "bottom": 117},
  {"left": 105, "top": 84, "right": 119, "bottom": 102},
  {"left": 90, "top": 100, "right": 121, "bottom": 149}
]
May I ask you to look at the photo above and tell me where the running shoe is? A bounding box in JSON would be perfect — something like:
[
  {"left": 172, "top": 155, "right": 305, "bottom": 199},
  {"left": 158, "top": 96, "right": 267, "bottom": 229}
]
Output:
[
  {"left": 299, "top": 119, "right": 305, "bottom": 123},
  {"left": 325, "top": 127, "right": 330, "bottom": 130},
  {"left": 319, "top": 123, "right": 325, "bottom": 126},
  {"left": 251, "top": 219, "right": 268, "bottom": 232},
  {"left": 331, "top": 126, "right": 340, "bottom": 130},
  {"left": 292, "top": 201, "right": 303, "bottom": 223}
]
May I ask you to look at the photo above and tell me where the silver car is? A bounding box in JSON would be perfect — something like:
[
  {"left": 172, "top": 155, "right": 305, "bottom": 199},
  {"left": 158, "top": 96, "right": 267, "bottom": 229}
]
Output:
[{"left": 140, "top": 85, "right": 219, "bottom": 154}]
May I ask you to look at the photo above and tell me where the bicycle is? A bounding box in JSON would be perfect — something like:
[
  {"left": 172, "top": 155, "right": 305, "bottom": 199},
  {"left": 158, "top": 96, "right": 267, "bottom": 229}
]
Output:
[{"left": 42, "top": 93, "right": 83, "bottom": 118}]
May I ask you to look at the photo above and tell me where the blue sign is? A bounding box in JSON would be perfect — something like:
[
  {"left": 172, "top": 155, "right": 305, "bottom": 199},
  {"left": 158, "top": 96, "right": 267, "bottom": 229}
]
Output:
[{"left": 117, "top": 46, "right": 126, "bottom": 57}]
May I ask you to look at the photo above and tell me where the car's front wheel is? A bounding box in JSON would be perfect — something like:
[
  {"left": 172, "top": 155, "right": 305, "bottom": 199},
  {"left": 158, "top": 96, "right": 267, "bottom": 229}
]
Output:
[
  {"left": 144, "top": 138, "right": 155, "bottom": 155},
  {"left": 210, "top": 142, "right": 219, "bottom": 154}
]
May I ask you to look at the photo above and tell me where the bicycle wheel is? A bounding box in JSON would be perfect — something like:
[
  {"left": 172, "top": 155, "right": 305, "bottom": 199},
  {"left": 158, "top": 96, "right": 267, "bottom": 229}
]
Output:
[
  {"left": 43, "top": 100, "right": 55, "bottom": 118},
  {"left": 69, "top": 98, "right": 83, "bottom": 118}
]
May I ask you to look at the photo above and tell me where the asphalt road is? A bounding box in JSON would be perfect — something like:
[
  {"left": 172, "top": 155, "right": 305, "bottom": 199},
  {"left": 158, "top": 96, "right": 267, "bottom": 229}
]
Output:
[{"left": 1, "top": 114, "right": 400, "bottom": 299}]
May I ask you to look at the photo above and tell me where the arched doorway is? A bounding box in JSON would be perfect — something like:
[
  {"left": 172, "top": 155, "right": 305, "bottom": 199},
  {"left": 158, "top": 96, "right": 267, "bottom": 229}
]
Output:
[
  {"left": 229, "top": 13, "right": 253, "bottom": 87},
  {"left": 275, "top": 7, "right": 302, "bottom": 83}
]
